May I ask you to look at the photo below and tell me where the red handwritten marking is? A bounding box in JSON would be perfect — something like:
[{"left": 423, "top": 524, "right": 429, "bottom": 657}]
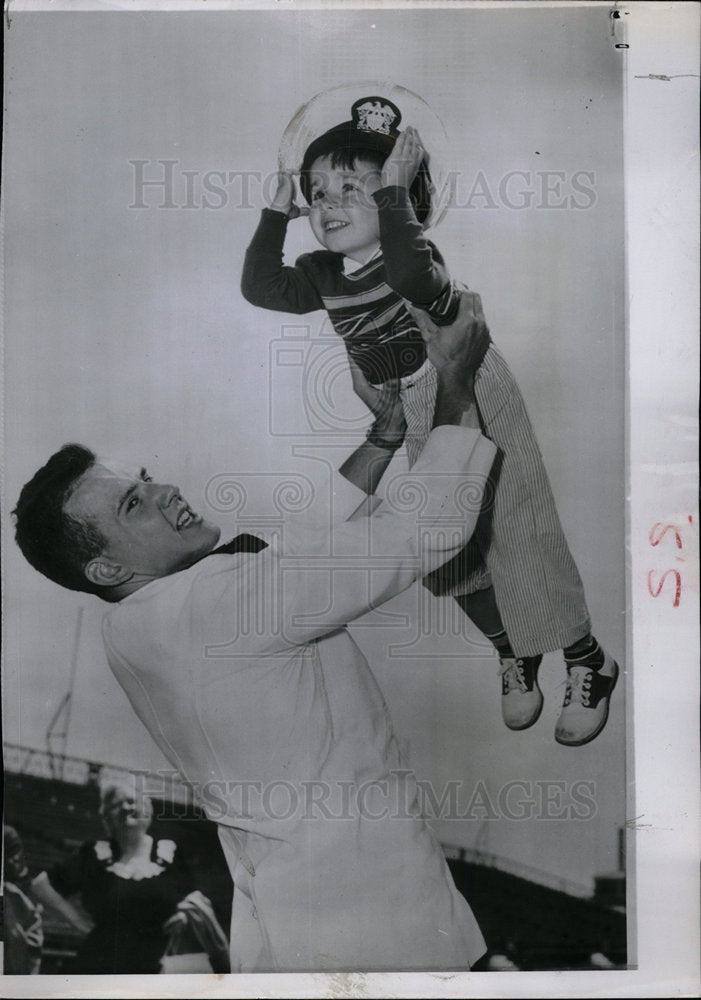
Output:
[
  {"left": 647, "top": 569, "right": 682, "bottom": 607},
  {"left": 649, "top": 522, "right": 682, "bottom": 548}
]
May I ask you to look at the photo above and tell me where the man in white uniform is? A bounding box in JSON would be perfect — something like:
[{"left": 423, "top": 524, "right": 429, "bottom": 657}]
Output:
[{"left": 14, "top": 293, "right": 495, "bottom": 972}]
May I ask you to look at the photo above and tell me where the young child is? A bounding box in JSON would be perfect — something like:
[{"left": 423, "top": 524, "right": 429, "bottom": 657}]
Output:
[{"left": 241, "top": 94, "right": 618, "bottom": 747}]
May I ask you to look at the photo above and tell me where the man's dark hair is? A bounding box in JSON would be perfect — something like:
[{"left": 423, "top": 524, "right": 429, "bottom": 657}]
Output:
[
  {"left": 300, "top": 145, "right": 434, "bottom": 227},
  {"left": 13, "top": 444, "right": 110, "bottom": 599}
]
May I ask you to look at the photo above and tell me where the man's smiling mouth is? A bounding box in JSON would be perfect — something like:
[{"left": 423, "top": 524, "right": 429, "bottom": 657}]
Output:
[
  {"left": 176, "top": 506, "right": 198, "bottom": 530},
  {"left": 324, "top": 220, "right": 349, "bottom": 232}
]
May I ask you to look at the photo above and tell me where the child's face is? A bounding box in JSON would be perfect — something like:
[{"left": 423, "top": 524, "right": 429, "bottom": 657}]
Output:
[{"left": 308, "top": 155, "right": 383, "bottom": 263}]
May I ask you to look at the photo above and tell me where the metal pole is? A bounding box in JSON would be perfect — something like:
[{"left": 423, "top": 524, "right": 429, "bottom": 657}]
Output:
[
  {"left": 61, "top": 606, "right": 84, "bottom": 779},
  {"left": 45, "top": 607, "right": 83, "bottom": 780}
]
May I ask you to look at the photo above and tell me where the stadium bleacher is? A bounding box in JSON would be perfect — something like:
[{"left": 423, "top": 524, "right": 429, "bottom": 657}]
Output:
[
  {"left": 449, "top": 858, "right": 626, "bottom": 969},
  {"left": 3, "top": 745, "right": 626, "bottom": 973}
]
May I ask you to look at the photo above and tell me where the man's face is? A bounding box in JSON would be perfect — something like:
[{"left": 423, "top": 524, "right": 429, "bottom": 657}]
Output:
[
  {"left": 308, "top": 155, "right": 382, "bottom": 263},
  {"left": 64, "top": 460, "right": 221, "bottom": 587}
]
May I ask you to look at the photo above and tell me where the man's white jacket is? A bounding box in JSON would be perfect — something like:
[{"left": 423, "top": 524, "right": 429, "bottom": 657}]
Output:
[{"left": 103, "top": 426, "right": 495, "bottom": 972}]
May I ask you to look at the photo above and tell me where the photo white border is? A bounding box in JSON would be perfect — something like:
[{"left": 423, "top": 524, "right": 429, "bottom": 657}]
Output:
[{"left": 2, "top": 1, "right": 699, "bottom": 997}]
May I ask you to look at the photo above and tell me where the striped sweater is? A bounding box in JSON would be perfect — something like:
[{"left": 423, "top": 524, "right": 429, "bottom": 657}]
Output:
[{"left": 241, "top": 186, "right": 460, "bottom": 385}]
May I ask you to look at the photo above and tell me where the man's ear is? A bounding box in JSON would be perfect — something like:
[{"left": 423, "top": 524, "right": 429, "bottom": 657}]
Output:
[{"left": 84, "top": 558, "right": 132, "bottom": 588}]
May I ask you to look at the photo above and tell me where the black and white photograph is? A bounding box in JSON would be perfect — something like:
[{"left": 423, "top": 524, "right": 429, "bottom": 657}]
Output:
[{"left": 2, "top": 1, "right": 698, "bottom": 996}]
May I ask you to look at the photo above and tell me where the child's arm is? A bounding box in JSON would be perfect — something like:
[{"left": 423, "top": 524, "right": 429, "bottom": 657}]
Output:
[
  {"left": 241, "top": 173, "right": 325, "bottom": 314},
  {"left": 374, "top": 128, "right": 460, "bottom": 325}
]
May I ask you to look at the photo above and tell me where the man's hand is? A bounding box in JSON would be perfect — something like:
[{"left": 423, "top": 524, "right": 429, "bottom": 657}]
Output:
[
  {"left": 408, "top": 289, "right": 491, "bottom": 428},
  {"left": 408, "top": 288, "right": 490, "bottom": 377},
  {"left": 381, "top": 127, "right": 425, "bottom": 190},
  {"left": 348, "top": 358, "right": 406, "bottom": 447},
  {"left": 339, "top": 360, "right": 406, "bottom": 500},
  {"left": 269, "top": 171, "right": 309, "bottom": 219}
]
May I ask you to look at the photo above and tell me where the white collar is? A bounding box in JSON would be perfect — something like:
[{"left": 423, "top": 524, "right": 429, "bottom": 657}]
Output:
[{"left": 342, "top": 245, "right": 382, "bottom": 276}]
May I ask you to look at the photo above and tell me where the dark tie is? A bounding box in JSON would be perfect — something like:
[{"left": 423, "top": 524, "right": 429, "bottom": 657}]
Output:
[{"left": 208, "top": 533, "right": 268, "bottom": 557}]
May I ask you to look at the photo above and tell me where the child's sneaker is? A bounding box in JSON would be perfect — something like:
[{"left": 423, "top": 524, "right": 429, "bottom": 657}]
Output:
[
  {"left": 499, "top": 655, "right": 543, "bottom": 730},
  {"left": 555, "top": 652, "right": 619, "bottom": 746}
]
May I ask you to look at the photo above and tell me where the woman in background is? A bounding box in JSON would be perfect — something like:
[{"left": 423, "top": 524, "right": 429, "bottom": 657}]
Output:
[{"left": 32, "top": 782, "right": 196, "bottom": 974}]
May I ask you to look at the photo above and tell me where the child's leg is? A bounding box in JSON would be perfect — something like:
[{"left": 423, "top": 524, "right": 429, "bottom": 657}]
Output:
[
  {"left": 470, "top": 345, "right": 618, "bottom": 743},
  {"left": 453, "top": 587, "right": 503, "bottom": 643},
  {"left": 398, "top": 362, "right": 436, "bottom": 468},
  {"left": 424, "top": 517, "right": 546, "bottom": 732},
  {"left": 402, "top": 363, "right": 552, "bottom": 733},
  {"left": 402, "top": 353, "right": 618, "bottom": 744},
  {"left": 471, "top": 347, "right": 591, "bottom": 655},
  {"left": 454, "top": 589, "right": 544, "bottom": 732},
  {"left": 402, "top": 352, "right": 592, "bottom": 653}
]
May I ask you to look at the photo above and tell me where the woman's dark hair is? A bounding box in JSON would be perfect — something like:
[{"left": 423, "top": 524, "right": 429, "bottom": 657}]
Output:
[{"left": 13, "top": 443, "right": 109, "bottom": 598}]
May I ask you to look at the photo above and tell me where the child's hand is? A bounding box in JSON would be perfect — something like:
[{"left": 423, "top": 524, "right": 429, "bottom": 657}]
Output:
[
  {"left": 269, "top": 172, "right": 309, "bottom": 219},
  {"left": 381, "top": 127, "right": 425, "bottom": 190}
]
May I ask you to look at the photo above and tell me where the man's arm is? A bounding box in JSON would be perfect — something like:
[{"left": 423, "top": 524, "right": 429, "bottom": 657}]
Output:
[
  {"left": 339, "top": 289, "right": 490, "bottom": 507},
  {"left": 408, "top": 289, "right": 491, "bottom": 430},
  {"left": 338, "top": 359, "right": 407, "bottom": 513},
  {"left": 271, "top": 427, "right": 495, "bottom": 649},
  {"left": 262, "top": 291, "right": 496, "bottom": 648},
  {"left": 187, "top": 291, "right": 495, "bottom": 657}
]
